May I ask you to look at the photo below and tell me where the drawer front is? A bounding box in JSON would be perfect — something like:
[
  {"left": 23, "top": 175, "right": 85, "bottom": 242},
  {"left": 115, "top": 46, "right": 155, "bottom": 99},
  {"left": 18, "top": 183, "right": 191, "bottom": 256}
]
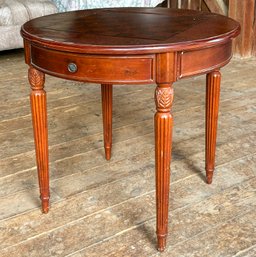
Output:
[
  {"left": 31, "top": 45, "right": 155, "bottom": 84},
  {"left": 178, "top": 42, "right": 232, "bottom": 78}
]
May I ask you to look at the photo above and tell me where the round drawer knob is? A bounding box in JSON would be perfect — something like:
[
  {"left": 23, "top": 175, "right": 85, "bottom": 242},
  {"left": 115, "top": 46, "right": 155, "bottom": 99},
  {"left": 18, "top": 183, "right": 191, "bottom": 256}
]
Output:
[{"left": 68, "top": 63, "right": 77, "bottom": 73}]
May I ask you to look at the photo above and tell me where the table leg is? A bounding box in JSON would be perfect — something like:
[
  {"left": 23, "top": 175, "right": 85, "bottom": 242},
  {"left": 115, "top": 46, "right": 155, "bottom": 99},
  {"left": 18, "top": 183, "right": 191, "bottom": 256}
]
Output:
[
  {"left": 101, "top": 84, "right": 113, "bottom": 160},
  {"left": 28, "top": 67, "right": 49, "bottom": 213},
  {"left": 205, "top": 70, "right": 221, "bottom": 184},
  {"left": 155, "top": 83, "right": 174, "bottom": 252}
]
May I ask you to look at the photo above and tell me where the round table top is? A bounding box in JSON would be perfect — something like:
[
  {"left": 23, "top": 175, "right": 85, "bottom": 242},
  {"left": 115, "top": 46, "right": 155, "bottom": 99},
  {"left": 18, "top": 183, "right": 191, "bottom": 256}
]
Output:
[{"left": 21, "top": 8, "right": 240, "bottom": 54}]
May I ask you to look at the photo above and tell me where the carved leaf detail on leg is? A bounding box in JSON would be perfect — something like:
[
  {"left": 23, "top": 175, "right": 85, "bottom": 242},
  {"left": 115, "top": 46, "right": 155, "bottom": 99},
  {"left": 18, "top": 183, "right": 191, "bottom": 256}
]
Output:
[
  {"left": 155, "top": 87, "right": 174, "bottom": 111},
  {"left": 28, "top": 67, "right": 45, "bottom": 89}
]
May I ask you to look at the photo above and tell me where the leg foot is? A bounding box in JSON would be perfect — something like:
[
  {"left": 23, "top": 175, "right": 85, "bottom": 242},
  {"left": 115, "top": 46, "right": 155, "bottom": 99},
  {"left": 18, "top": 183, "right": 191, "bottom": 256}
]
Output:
[
  {"left": 206, "top": 170, "right": 213, "bottom": 184},
  {"left": 157, "top": 235, "right": 167, "bottom": 252},
  {"left": 104, "top": 147, "right": 111, "bottom": 161},
  {"left": 205, "top": 70, "right": 221, "bottom": 184},
  {"left": 101, "top": 84, "right": 113, "bottom": 160},
  {"left": 41, "top": 197, "right": 50, "bottom": 213}
]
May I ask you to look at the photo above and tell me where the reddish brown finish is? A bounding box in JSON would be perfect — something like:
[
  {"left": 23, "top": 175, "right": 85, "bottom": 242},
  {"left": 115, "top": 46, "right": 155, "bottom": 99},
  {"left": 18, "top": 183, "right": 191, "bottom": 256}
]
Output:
[
  {"left": 21, "top": 8, "right": 240, "bottom": 252},
  {"left": 101, "top": 84, "right": 113, "bottom": 160},
  {"left": 155, "top": 84, "right": 174, "bottom": 251},
  {"left": 155, "top": 52, "right": 175, "bottom": 251},
  {"left": 30, "top": 45, "right": 155, "bottom": 84},
  {"left": 23, "top": 39, "right": 31, "bottom": 64},
  {"left": 178, "top": 42, "right": 232, "bottom": 78},
  {"left": 156, "top": 52, "right": 177, "bottom": 83},
  {"left": 21, "top": 8, "right": 240, "bottom": 54},
  {"left": 205, "top": 70, "right": 221, "bottom": 184},
  {"left": 28, "top": 67, "right": 49, "bottom": 213}
]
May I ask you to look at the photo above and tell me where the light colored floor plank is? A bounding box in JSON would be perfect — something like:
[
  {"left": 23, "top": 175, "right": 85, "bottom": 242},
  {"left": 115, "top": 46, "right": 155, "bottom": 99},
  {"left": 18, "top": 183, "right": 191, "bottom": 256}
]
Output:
[
  {"left": 64, "top": 175, "right": 256, "bottom": 257},
  {"left": 0, "top": 128, "right": 255, "bottom": 218},
  {"left": 1, "top": 155, "right": 255, "bottom": 257},
  {"left": 1, "top": 152, "right": 255, "bottom": 254},
  {"left": 233, "top": 245, "right": 256, "bottom": 257}
]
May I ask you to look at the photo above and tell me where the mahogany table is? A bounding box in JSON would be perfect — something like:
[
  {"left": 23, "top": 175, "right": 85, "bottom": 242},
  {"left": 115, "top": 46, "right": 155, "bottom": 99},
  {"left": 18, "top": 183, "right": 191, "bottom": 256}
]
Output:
[{"left": 21, "top": 8, "right": 240, "bottom": 251}]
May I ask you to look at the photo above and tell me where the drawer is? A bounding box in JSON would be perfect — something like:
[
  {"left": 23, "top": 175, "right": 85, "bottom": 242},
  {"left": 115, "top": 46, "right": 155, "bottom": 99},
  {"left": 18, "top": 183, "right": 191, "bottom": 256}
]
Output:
[
  {"left": 30, "top": 45, "right": 155, "bottom": 84},
  {"left": 178, "top": 42, "right": 232, "bottom": 78}
]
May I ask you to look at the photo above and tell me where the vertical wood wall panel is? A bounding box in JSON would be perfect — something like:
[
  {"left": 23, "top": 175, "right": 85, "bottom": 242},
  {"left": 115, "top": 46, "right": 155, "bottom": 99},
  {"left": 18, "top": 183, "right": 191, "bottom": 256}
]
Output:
[
  {"left": 229, "top": 0, "right": 255, "bottom": 57},
  {"left": 165, "top": 0, "right": 255, "bottom": 57}
]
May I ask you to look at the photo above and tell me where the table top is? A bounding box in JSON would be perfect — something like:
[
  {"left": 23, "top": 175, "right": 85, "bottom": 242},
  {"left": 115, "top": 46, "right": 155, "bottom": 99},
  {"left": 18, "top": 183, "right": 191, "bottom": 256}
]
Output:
[{"left": 21, "top": 8, "right": 240, "bottom": 54}]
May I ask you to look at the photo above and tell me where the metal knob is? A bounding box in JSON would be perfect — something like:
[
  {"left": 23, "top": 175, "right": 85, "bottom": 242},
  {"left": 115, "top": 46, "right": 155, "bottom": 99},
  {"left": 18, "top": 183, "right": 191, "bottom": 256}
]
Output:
[{"left": 68, "top": 63, "right": 77, "bottom": 73}]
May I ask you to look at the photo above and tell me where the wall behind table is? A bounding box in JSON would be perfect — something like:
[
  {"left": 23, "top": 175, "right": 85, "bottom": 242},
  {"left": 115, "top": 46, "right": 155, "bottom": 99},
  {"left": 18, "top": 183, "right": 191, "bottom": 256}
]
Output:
[{"left": 165, "top": 0, "right": 256, "bottom": 58}]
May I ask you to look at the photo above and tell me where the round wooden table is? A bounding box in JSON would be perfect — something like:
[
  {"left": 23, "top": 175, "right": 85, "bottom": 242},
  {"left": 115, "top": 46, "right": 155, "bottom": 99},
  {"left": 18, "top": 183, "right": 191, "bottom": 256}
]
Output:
[{"left": 21, "top": 8, "right": 240, "bottom": 252}]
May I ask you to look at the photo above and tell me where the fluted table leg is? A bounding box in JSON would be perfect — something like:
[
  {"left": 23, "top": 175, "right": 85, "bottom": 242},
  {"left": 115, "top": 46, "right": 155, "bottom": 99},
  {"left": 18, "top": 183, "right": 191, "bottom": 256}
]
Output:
[
  {"left": 101, "top": 84, "right": 113, "bottom": 160},
  {"left": 28, "top": 67, "right": 49, "bottom": 213},
  {"left": 155, "top": 83, "right": 174, "bottom": 252},
  {"left": 205, "top": 70, "right": 221, "bottom": 184}
]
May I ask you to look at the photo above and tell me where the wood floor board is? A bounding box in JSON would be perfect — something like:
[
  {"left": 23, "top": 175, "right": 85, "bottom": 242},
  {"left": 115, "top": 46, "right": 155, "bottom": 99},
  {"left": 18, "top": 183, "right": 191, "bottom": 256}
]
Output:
[
  {"left": 0, "top": 155, "right": 255, "bottom": 257},
  {"left": 156, "top": 210, "right": 256, "bottom": 257},
  {"left": 0, "top": 167, "right": 155, "bottom": 249},
  {"left": 0, "top": 82, "right": 150, "bottom": 122},
  {"left": 1, "top": 92, "right": 254, "bottom": 160},
  {"left": 71, "top": 177, "right": 256, "bottom": 257},
  {"left": 233, "top": 245, "right": 256, "bottom": 257},
  {"left": 1, "top": 123, "right": 255, "bottom": 204},
  {"left": 0, "top": 187, "right": 61, "bottom": 221},
  {"left": 1, "top": 108, "right": 255, "bottom": 181},
  {"left": 1, "top": 83, "right": 255, "bottom": 136}
]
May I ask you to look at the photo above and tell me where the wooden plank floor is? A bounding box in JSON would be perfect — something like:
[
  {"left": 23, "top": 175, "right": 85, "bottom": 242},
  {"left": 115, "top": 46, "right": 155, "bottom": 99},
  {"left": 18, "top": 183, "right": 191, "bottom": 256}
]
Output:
[{"left": 0, "top": 49, "right": 255, "bottom": 257}]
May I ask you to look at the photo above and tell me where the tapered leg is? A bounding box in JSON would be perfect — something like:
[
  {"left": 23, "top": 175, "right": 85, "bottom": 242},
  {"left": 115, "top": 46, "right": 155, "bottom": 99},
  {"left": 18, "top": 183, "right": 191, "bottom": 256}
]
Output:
[
  {"left": 101, "top": 84, "right": 113, "bottom": 160},
  {"left": 205, "top": 70, "right": 221, "bottom": 184},
  {"left": 155, "top": 83, "right": 174, "bottom": 252},
  {"left": 28, "top": 67, "right": 49, "bottom": 213}
]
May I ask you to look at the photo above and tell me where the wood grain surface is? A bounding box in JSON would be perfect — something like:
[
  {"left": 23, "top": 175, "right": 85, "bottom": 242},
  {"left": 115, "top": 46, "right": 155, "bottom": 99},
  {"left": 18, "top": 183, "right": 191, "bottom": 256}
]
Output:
[
  {"left": 0, "top": 50, "right": 255, "bottom": 256},
  {"left": 21, "top": 8, "right": 240, "bottom": 54}
]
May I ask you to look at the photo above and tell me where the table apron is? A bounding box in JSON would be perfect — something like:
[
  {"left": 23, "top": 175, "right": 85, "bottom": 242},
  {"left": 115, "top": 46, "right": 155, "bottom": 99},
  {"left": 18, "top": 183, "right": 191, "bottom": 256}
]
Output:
[{"left": 29, "top": 41, "right": 233, "bottom": 84}]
